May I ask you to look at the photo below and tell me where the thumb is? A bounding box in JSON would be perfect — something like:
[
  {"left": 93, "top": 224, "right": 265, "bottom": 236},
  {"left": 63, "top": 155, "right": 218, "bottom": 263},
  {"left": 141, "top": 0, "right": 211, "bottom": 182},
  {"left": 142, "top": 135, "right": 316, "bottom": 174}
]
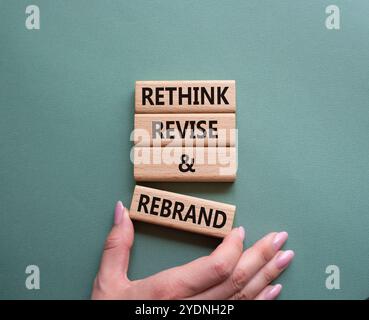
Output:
[{"left": 98, "top": 201, "right": 134, "bottom": 281}]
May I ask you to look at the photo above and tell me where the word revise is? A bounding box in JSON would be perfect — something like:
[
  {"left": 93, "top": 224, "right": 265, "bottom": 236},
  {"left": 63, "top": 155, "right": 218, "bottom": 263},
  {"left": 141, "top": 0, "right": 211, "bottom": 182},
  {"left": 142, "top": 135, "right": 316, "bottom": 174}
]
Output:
[{"left": 134, "top": 113, "right": 235, "bottom": 146}]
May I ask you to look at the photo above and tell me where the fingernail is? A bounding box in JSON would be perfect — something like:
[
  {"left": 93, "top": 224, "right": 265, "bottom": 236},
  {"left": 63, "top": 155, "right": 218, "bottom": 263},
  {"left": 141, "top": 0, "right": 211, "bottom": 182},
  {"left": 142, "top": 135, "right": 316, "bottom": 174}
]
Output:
[
  {"left": 273, "top": 231, "right": 288, "bottom": 251},
  {"left": 275, "top": 250, "right": 294, "bottom": 269},
  {"left": 238, "top": 226, "right": 245, "bottom": 241},
  {"left": 114, "top": 201, "right": 124, "bottom": 225},
  {"left": 265, "top": 284, "right": 282, "bottom": 300}
]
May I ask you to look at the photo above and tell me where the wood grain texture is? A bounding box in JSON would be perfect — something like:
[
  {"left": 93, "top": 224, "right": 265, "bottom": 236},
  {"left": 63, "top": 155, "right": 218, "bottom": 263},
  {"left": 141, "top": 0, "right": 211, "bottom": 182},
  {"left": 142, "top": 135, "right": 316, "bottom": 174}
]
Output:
[
  {"left": 134, "top": 113, "right": 236, "bottom": 147},
  {"left": 135, "top": 80, "right": 236, "bottom": 113},
  {"left": 133, "top": 147, "right": 237, "bottom": 182},
  {"left": 129, "top": 185, "right": 236, "bottom": 238}
]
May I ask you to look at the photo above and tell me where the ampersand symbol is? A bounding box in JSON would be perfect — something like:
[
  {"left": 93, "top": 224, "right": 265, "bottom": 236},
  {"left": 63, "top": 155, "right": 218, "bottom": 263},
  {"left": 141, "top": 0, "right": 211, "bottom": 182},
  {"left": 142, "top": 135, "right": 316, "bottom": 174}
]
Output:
[{"left": 179, "top": 154, "right": 196, "bottom": 173}]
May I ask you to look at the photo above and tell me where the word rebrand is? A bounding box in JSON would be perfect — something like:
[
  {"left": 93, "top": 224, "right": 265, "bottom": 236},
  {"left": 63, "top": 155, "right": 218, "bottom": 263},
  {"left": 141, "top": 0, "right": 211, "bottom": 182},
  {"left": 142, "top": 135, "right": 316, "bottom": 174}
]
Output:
[{"left": 130, "top": 186, "right": 236, "bottom": 237}]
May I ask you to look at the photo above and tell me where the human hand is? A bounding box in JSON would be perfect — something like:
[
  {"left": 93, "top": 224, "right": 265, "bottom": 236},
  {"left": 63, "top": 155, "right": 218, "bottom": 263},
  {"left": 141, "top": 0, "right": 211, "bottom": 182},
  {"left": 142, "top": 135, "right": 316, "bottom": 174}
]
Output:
[{"left": 91, "top": 201, "right": 294, "bottom": 300}]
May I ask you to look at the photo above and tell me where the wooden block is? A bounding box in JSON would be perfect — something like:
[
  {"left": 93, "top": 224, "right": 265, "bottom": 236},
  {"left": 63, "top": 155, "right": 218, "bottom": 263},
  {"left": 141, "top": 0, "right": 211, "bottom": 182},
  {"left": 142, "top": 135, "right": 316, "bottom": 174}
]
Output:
[
  {"left": 135, "top": 80, "right": 236, "bottom": 113},
  {"left": 134, "top": 113, "right": 236, "bottom": 147},
  {"left": 133, "top": 147, "right": 237, "bottom": 182},
  {"left": 129, "top": 185, "right": 236, "bottom": 238}
]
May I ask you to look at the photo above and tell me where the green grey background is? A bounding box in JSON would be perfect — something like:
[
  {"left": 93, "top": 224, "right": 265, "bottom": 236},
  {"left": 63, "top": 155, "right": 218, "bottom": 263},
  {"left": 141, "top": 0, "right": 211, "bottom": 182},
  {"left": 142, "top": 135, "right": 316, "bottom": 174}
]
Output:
[{"left": 0, "top": 0, "right": 368, "bottom": 299}]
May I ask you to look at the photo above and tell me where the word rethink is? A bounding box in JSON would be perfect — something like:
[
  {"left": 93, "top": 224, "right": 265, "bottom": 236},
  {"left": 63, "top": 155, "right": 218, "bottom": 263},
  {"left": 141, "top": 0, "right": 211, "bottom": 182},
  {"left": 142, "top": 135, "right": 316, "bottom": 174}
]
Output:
[{"left": 135, "top": 80, "right": 236, "bottom": 113}]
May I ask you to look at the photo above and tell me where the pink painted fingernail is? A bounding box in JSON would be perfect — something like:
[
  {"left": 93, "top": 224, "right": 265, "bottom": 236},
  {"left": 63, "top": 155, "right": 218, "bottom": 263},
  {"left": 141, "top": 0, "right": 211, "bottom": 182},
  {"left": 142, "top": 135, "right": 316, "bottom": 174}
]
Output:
[
  {"left": 114, "top": 201, "right": 124, "bottom": 225},
  {"left": 265, "top": 284, "right": 282, "bottom": 300},
  {"left": 238, "top": 226, "right": 245, "bottom": 241},
  {"left": 273, "top": 231, "right": 288, "bottom": 251},
  {"left": 275, "top": 250, "right": 294, "bottom": 269}
]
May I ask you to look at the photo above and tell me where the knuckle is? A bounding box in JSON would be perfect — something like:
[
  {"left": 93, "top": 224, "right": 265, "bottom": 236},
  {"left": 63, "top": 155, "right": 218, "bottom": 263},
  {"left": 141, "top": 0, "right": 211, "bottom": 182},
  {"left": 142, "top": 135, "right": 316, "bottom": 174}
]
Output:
[
  {"left": 262, "top": 268, "right": 276, "bottom": 284},
  {"left": 91, "top": 274, "right": 110, "bottom": 299},
  {"left": 233, "top": 290, "right": 252, "bottom": 300},
  {"left": 212, "top": 258, "right": 232, "bottom": 281},
  {"left": 254, "top": 243, "right": 272, "bottom": 265},
  {"left": 104, "top": 235, "right": 122, "bottom": 251},
  {"left": 93, "top": 275, "right": 102, "bottom": 292},
  {"left": 152, "top": 281, "right": 174, "bottom": 300},
  {"left": 151, "top": 284, "right": 168, "bottom": 299},
  {"left": 170, "top": 279, "right": 188, "bottom": 300},
  {"left": 231, "top": 267, "right": 249, "bottom": 291},
  {"left": 261, "top": 248, "right": 270, "bottom": 265},
  {"left": 254, "top": 234, "right": 276, "bottom": 264}
]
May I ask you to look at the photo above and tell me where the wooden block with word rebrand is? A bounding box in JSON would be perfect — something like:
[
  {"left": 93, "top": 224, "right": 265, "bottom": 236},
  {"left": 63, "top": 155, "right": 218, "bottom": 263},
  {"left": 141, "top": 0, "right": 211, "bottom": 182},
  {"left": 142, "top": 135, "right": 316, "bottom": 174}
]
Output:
[
  {"left": 133, "top": 147, "right": 237, "bottom": 182},
  {"left": 135, "top": 80, "right": 236, "bottom": 113},
  {"left": 134, "top": 113, "right": 236, "bottom": 147},
  {"left": 130, "top": 185, "right": 236, "bottom": 238}
]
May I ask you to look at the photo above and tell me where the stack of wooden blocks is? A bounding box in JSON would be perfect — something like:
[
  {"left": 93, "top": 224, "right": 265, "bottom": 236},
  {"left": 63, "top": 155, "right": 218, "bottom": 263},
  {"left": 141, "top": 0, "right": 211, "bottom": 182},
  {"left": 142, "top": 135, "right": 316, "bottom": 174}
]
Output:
[
  {"left": 129, "top": 80, "right": 237, "bottom": 238},
  {"left": 133, "top": 80, "right": 237, "bottom": 182}
]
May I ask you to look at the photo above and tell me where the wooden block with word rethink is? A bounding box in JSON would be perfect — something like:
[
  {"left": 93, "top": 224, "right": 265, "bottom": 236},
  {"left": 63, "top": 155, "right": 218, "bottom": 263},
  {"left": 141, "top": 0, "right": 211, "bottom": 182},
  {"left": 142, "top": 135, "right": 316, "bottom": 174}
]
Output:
[
  {"left": 129, "top": 185, "right": 236, "bottom": 238},
  {"left": 133, "top": 147, "right": 237, "bottom": 182},
  {"left": 135, "top": 80, "right": 236, "bottom": 113},
  {"left": 134, "top": 113, "right": 236, "bottom": 147}
]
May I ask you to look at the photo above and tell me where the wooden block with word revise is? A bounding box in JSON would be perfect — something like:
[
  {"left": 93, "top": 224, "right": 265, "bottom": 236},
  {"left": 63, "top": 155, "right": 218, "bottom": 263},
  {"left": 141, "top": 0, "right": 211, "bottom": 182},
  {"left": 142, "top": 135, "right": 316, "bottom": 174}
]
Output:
[
  {"left": 135, "top": 80, "right": 236, "bottom": 113},
  {"left": 134, "top": 113, "right": 236, "bottom": 147},
  {"left": 133, "top": 147, "right": 237, "bottom": 182},
  {"left": 129, "top": 185, "right": 236, "bottom": 238}
]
